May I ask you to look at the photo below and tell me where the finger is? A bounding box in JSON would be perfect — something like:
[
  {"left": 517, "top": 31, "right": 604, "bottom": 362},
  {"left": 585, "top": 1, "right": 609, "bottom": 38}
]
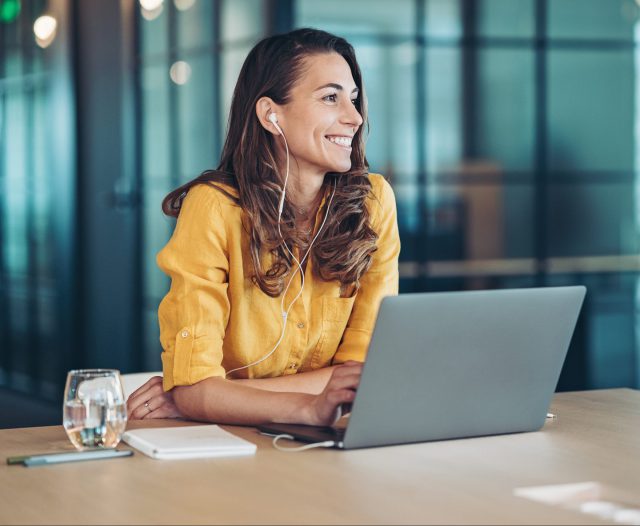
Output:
[
  {"left": 127, "top": 383, "right": 164, "bottom": 413},
  {"left": 127, "top": 391, "right": 160, "bottom": 418},
  {"left": 145, "top": 393, "right": 170, "bottom": 413},
  {"left": 331, "top": 363, "right": 363, "bottom": 379},
  {"left": 326, "top": 373, "right": 361, "bottom": 392},
  {"left": 326, "top": 388, "right": 356, "bottom": 406},
  {"left": 127, "top": 378, "right": 163, "bottom": 413},
  {"left": 129, "top": 403, "right": 150, "bottom": 420},
  {"left": 140, "top": 392, "right": 180, "bottom": 419},
  {"left": 314, "top": 390, "right": 356, "bottom": 425},
  {"left": 141, "top": 411, "right": 160, "bottom": 420},
  {"left": 129, "top": 397, "right": 156, "bottom": 420},
  {"left": 128, "top": 376, "right": 162, "bottom": 400},
  {"left": 142, "top": 404, "right": 179, "bottom": 420},
  {"left": 337, "top": 361, "right": 362, "bottom": 370},
  {"left": 127, "top": 383, "right": 161, "bottom": 413},
  {"left": 129, "top": 392, "right": 165, "bottom": 420},
  {"left": 127, "top": 376, "right": 162, "bottom": 403}
]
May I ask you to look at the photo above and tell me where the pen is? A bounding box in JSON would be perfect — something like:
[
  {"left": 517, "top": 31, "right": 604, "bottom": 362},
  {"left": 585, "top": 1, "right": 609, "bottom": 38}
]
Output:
[
  {"left": 6, "top": 455, "right": 31, "bottom": 465},
  {"left": 7, "top": 449, "right": 133, "bottom": 467}
]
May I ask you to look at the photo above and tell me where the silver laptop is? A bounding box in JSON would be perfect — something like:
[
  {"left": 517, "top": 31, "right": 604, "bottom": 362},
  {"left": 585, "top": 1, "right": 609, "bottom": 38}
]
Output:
[{"left": 258, "top": 286, "right": 586, "bottom": 449}]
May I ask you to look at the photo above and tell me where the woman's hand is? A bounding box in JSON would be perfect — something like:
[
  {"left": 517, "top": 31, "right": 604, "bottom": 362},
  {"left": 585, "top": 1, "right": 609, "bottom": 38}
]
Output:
[
  {"left": 305, "top": 361, "right": 362, "bottom": 426},
  {"left": 126, "top": 376, "right": 184, "bottom": 420}
]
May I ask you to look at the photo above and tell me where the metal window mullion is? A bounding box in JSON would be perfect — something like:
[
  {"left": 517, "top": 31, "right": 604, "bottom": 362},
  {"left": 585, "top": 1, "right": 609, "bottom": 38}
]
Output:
[
  {"left": 0, "top": 81, "right": 10, "bottom": 385},
  {"left": 134, "top": 6, "right": 154, "bottom": 371},
  {"left": 267, "top": 0, "right": 294, "bottom": 35},
  {"left": 461, "top": 0, "right": 478, "bottom": 161},
  {"left": 212, "top": 0, "right": 222, "bottom": 159},
  {"left": 534, "top": 0, "right": 548, "bottom": 286},
  {"left": 24, "top": 23, "right": 40, "bottom": 395},
  {"left": 129, "top": 0, "right": 144, "bottom": 373},
  {"left": 168, "top": 2, "right": 181, "bottom": 188},
  {"left": 415, "top": 0, "right": 429, "bottom": 291}
]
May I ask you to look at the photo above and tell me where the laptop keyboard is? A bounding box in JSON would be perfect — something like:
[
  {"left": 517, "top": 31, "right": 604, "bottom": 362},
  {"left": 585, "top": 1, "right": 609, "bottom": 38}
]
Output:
[{"left": 324, "top": 426, "right": 346, "bottom": 440}]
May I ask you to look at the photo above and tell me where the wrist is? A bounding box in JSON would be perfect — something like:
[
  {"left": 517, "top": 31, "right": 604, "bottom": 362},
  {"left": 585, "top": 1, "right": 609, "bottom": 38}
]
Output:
[{"left": 280, "top": 392, "right": 317, "bottom": 425}]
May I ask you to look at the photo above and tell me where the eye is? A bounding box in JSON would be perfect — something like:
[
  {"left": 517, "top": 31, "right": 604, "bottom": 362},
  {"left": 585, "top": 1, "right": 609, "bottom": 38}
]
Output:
[
  {"left": 351, "top": 98, "right": 358, "bottom": 106},
  {"left": 322, "top": 93, "right": 338, "bottom": 103}
]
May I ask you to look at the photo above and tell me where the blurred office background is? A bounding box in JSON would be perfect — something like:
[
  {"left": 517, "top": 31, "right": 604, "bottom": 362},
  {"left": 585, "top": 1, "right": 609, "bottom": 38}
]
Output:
[{"left": 1, "top": 0, "right": 639, "bottom": 426}]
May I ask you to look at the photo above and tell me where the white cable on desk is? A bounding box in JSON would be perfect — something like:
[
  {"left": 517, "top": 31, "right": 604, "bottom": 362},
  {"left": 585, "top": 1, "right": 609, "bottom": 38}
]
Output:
[{"left": 272, "top": 434, "right": 335, "bottom": 452}]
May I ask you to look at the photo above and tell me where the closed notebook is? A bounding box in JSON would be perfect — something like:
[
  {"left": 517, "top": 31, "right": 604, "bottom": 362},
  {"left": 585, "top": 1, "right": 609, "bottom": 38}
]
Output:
[{"left": 122, "top": 425, "right": 257, "bottom": 460}]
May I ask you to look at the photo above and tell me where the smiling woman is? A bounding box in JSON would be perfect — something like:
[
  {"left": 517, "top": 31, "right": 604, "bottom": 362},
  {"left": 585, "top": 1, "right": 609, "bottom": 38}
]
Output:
[{"left": 126, "top": 28, "right": 400, "bottom": 427}]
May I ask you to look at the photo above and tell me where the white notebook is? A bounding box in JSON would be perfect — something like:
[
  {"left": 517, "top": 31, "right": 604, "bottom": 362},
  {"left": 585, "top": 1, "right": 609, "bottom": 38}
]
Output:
[{"left": 122, "top": 425, "right": 257, "bottom": 460}]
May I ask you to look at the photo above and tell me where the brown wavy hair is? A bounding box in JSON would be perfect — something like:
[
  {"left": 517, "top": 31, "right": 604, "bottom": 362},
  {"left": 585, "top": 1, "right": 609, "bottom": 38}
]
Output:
[{"left": 162, "top": 28, "right": 378, "bottom": 297}]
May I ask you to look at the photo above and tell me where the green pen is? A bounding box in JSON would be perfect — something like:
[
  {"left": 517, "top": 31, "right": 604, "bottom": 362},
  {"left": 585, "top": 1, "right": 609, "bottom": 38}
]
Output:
[{"left": 7, "top": 449, "right": 133, "bottom": 467}]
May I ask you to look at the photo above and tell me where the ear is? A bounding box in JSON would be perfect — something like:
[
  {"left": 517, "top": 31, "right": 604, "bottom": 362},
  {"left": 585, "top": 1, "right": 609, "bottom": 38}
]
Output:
[{"left": 256, "top": 97, "right": 281, "bottom": 136}]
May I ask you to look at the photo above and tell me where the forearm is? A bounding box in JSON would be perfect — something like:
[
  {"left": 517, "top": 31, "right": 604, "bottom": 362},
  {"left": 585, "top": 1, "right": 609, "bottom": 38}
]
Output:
[
  {"left": 231, "top": 365, "right": 338, "bottom": 394},
  {"left": 172, "top": 377, "right": 315, "bottom": 426}
]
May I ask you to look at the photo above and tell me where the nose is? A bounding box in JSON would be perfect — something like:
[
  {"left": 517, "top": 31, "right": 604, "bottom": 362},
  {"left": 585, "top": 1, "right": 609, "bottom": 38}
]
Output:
[{"left": 341, "top": 97, "right": 363, "bottom": 130}]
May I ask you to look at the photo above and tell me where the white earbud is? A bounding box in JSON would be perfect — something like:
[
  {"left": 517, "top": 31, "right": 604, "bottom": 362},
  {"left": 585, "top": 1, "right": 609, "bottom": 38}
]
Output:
[{"left": 269, "top": 113, "right": 282, "bottom": 140}]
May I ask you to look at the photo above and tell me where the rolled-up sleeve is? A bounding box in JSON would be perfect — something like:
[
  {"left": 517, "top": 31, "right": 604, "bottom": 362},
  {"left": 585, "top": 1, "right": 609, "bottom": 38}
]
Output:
[
  {"left": 332, "top": 176, "right": 401, "bottom": 364},
  {"left": 157, "top": 185, "right": 230, "bottom": 391}
]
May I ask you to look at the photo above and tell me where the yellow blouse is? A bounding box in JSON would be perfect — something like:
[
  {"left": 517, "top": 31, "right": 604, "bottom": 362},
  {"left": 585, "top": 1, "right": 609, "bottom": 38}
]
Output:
[{"left": 158, "top": 173, "right": 400, "bottom": 391}]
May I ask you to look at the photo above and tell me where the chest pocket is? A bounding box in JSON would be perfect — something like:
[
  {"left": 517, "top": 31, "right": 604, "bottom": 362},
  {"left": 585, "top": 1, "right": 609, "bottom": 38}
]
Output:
[{"left": 311, "top": 295, "right": 356, "bottom": 368}]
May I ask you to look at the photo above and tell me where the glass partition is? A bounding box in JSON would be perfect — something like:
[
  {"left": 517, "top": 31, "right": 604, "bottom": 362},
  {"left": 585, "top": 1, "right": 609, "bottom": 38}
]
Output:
[
  {"left": 295, "top": 0, "right": 640, "bottom": 390},
  {"left": 0, "top": 0, "right": 76, "bottom": 398}
]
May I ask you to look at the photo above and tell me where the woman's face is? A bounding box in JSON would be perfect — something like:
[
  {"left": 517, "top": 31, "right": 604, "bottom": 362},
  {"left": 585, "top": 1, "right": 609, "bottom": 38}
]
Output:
[{"left": 276, "top": 52, "right": 364, "bottom": 178}]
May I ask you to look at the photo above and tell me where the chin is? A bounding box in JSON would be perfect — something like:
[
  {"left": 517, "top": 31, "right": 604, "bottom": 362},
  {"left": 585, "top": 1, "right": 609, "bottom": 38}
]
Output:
[{"left": 330, "top": 161, "right": 352, "bottom": 174}]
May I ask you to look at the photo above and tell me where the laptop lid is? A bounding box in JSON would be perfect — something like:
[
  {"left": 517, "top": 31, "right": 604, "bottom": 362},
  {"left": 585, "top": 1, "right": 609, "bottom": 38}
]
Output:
[{"left": 340, "top": 286, "right": 585, "bottom": 449}]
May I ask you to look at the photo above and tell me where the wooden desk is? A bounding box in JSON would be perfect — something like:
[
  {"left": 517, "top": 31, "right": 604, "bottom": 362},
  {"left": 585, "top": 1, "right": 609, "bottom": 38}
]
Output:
[{"left": 1, "top": 389, "right": 638, "bottom": 525}]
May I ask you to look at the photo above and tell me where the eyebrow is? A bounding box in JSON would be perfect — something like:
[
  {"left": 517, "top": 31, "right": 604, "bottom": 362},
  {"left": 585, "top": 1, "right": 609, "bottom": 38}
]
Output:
[{"left": 314, "top": 83, "right": 359, "bottom": 94}]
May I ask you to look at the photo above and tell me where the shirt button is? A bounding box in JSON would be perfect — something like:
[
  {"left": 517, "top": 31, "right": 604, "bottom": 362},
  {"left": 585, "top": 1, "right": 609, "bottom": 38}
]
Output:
[
  {"left": 297, "top": 322, "right": 305, "bottom": 329},
  {"left": 181, "top": 329, "right": 190, "bottom": 338}
]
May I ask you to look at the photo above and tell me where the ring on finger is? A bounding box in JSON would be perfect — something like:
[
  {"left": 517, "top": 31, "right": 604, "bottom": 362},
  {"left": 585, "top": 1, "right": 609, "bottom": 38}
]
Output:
[{"left": 144, "top": 401, "right": 152, "bottom": 412}]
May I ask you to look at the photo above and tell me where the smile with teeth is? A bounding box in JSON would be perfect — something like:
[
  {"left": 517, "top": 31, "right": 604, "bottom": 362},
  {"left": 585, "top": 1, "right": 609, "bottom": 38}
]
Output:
[{"left": 326, "top": 135, "right": 353, "bottom": 148}]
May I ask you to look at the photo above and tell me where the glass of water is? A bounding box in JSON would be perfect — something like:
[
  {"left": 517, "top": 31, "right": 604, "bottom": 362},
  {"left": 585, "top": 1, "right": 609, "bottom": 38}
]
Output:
[{"left": 63, "top": 369, "right": 127, "bottom": 450}]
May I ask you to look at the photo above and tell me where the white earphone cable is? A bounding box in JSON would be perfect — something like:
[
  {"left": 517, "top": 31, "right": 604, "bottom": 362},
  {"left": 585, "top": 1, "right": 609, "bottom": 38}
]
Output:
[
  {"left": 225, "top": 116, "right": 335, "bottom": 378},
  {"left": 272, "top": 434, "right": 336, "bottom": 452}
]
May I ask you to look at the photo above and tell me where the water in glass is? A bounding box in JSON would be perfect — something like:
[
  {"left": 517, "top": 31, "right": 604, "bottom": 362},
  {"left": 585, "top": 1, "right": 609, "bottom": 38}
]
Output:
[{"left": 63, "top": 369, "right": 128, "bottom": 450}]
